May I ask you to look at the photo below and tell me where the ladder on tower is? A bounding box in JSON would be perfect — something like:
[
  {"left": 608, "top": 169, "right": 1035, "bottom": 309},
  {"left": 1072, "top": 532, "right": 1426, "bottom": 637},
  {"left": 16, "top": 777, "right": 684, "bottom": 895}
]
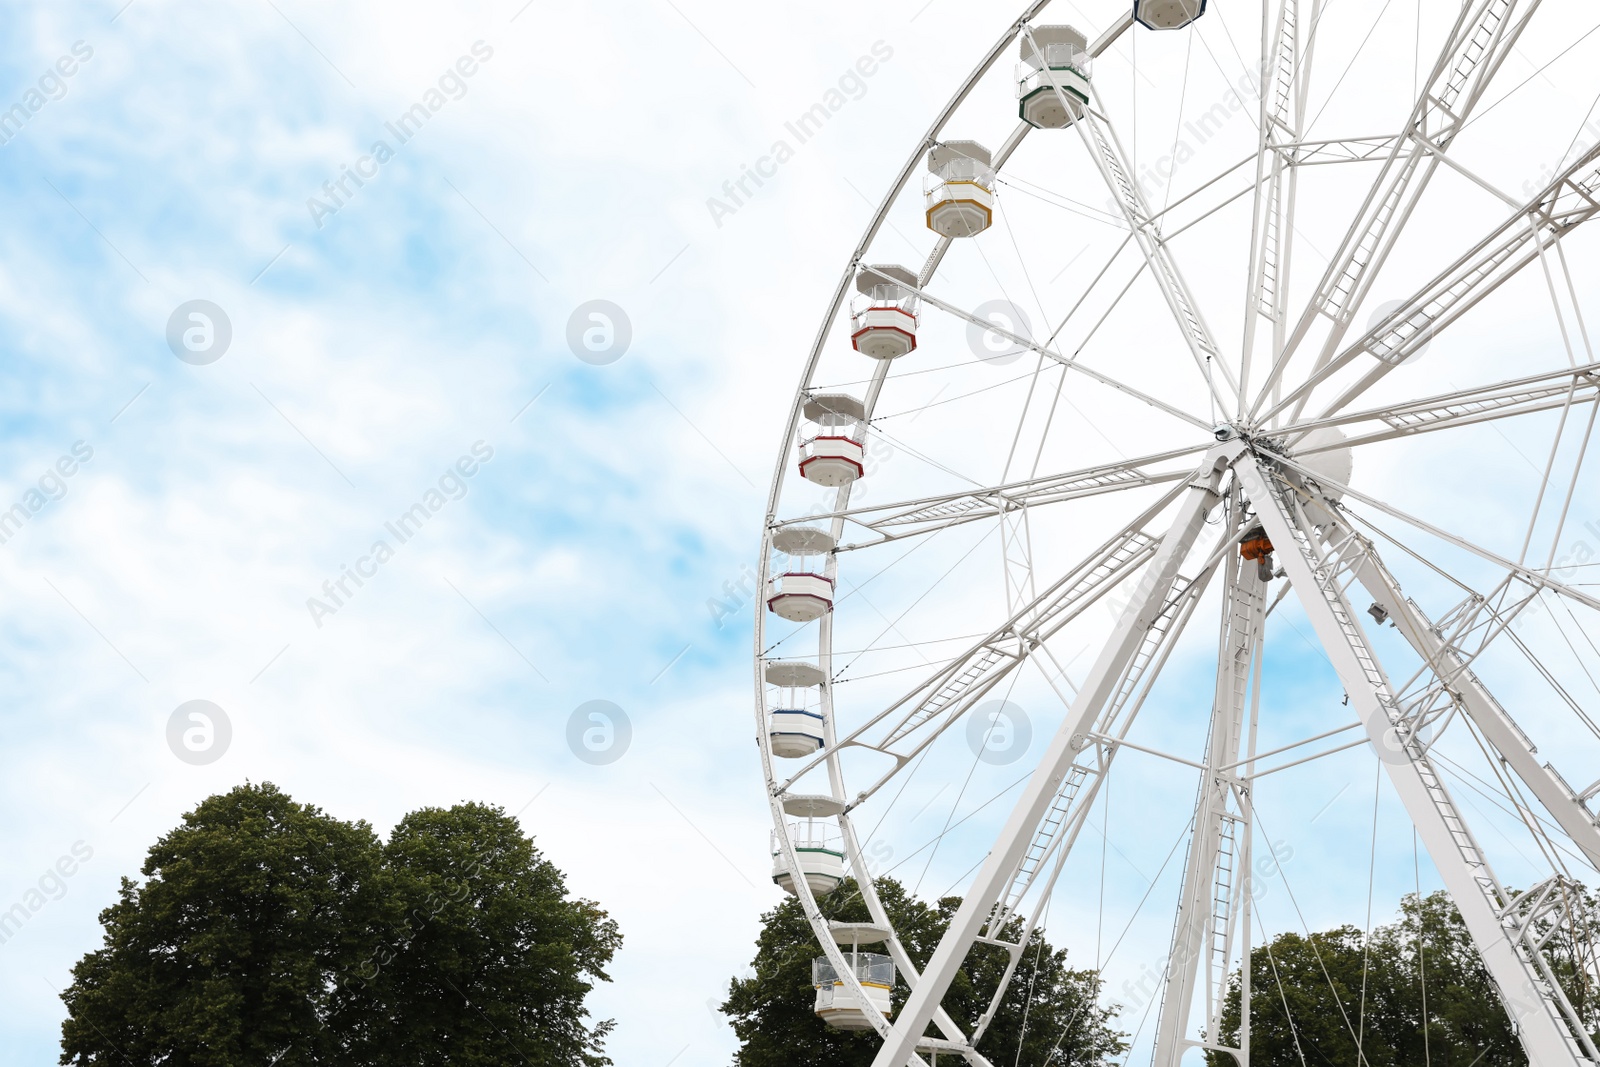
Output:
[
  {"left": 1259, "top": 466, "right": 1600, "bottom": 1063},
  {"left": 985, "top": 574, "right": 1200, "bottom": 940}
]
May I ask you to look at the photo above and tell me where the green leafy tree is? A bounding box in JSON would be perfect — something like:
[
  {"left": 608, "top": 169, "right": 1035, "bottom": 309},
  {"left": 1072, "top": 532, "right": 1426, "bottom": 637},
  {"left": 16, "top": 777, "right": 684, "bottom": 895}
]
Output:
[
  {"left": 59, "top": 783, "right": 620, "bottom": 1067},
  {"left": 1208, "top": 890, "right": 1600, "bottom": 1066},
  {"left": 720, "top": 877, "right": 1125, "bottom": 1066},
  {"left": 60, "top": 782, "right": 389, "bottom": 1066},
  {"left": 1206, "top": 924, "right": 1407, "bottom": 1067},
  {"left": 1365, "top": 891, "right": 1525, "bottom": 1065},
  {"left": 363, "top": 802, "right": 622, "bottom": 1066}
]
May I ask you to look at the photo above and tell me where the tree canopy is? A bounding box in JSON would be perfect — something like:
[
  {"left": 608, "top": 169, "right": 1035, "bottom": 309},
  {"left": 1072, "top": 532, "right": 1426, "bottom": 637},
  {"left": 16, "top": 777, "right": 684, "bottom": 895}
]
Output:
[
  {"left": 59, "top": 782, "right": 620, "bottom": 1067},
  {"left": 720, "top": 877, "right": 1126, "bottom": 1066},
  {"left": 368, "top": 802, "right": 621, "bottom": 1065},
  {"left": 725, "top": 879, "right": 1600, "bottom": 1067},
  {"left": 1207, "top": 889, "right": 1600, "bottom": 1066}
]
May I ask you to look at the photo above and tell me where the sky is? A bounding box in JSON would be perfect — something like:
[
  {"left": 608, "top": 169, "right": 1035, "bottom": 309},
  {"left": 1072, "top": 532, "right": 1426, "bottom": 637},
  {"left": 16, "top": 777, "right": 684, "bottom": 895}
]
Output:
[{"left": 2, "top": 1, "right": 1600, "bottom": 1065}]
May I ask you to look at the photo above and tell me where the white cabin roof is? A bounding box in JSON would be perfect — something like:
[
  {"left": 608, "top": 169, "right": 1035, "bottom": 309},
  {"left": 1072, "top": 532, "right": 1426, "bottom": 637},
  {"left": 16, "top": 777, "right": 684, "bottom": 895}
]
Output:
[
  {"left": 772, "top": 525, "right": 837, "bottom": 556},
  {"left": 1021, "top": 24, "right": 1088, "bottom": 59},
  {"left": 856, "top": 263, "right": 918, "bottom": 294},
  {"left": 829, "top": 921, "right": 892, "bottom": 945},
  {"left": 782, "top": 793, "right": 845, "bottom": 818},
  {"left": 765, "top": 659, "right": 826, "bottom": 687},
  {"left": 928, "top": 140, "right": 992, "bottom": 171},
  {"left": 804, "top": 393, "right": 867, "bottom": 423}
]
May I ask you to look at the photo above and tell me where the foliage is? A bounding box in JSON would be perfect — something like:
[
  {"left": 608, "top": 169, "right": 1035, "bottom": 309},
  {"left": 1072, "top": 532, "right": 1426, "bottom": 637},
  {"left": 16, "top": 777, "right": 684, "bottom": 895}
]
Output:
[
  {"left": 59, "top": 782, "right": 388, "bottom": 1065},
  {"left": 364, "top": 802, "right": 622, "bottom": 1066},
  {"left": 1207, "top": 889, "right": 1600, "bottom": 1067},
  {"left": 720, "top": 877, "right": 1126, "bottom": 1066},
  {"left": 59, "top": 783, "right": 619, "bottom": 1067}
]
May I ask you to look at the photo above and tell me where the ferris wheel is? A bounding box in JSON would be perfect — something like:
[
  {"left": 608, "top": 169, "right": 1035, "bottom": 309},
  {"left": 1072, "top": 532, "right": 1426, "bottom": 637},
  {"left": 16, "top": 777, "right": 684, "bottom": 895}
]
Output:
[{"left": 753, "top": 1, "right": 1600, "bottom": 1064}]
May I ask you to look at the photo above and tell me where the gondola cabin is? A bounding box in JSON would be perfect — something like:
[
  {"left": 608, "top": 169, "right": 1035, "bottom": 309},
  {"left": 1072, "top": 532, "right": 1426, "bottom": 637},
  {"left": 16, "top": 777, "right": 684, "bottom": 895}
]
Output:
[
  {"left": 766, "top": 526, "right": 836, "bottom": 623},
  {"left": 813, "top": 923, "right": 895, "bottom": 1030},
  {"left": 1018, "top": 25, "right": 1091, "bottom": 128},
  {"left": 798, "top": 393, "right": 868, "bottom": 487},
  {"left": 771, "top": 796, "right": 846, "bottom": 896},
  {"left": 765, "top": 659, "right": 827, "bottom": 758},
  {"left": 925, "top": 141, "right": 995, "bottom": 238},
  {"left": 851, "top": 264, "right": 920, "bottom": 360}
]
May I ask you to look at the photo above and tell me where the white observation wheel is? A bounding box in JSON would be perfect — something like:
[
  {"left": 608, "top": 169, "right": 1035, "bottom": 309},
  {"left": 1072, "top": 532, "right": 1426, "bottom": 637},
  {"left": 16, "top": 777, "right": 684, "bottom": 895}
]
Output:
[{"left": 755, "top": 2, "right": 1600, "bottom": 1064}]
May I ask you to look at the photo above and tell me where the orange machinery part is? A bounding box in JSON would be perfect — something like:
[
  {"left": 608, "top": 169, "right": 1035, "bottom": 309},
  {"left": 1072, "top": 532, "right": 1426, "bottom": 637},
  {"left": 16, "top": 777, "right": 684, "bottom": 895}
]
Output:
[{"left": 1240, "top": 536, "right": 1274, "bottom": 561}]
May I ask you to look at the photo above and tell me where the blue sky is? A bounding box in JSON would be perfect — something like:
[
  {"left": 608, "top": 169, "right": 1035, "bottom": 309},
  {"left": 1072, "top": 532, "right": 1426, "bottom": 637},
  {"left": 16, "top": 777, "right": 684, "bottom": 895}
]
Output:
[
  {"left": 3, "top": 1, "right": 1600, "bottom": 1065},
  {"left": 0, "top": 1, "right": 835, "bottom": 1059}
]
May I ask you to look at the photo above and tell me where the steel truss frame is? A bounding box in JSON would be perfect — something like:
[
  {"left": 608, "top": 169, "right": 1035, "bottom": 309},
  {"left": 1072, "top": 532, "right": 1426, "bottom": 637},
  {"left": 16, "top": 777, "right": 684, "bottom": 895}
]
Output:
[
  {"left": 1258, "top": 0, "right": 1545, "bottom": 417},
  {"left": 869, "top": 445, "right": 1600, "bottom": 1067},
  {"left": 756, "top": 8, "right": 1141, "bottom": 1063},
  {"left": 757, "top": 3, "right": 1600, "bottom": 1065},
  {"left": 1238, "top": 453, "right": 1599, "bottom": 1064}
]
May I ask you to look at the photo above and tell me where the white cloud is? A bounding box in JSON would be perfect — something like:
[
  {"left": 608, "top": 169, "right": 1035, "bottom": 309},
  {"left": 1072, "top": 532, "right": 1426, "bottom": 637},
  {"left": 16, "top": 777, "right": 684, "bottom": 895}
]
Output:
[{"left": 2, "top": 1, "right": 1600, "bottom": 1064}]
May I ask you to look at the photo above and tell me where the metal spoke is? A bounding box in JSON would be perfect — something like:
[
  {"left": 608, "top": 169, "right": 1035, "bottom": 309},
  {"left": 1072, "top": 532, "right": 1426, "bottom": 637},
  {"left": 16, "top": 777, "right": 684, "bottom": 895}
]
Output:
[
  {"left": 1258, "top": 0, "right": 1545, "bottom": 416},
  {"left": 891, "top": 276, "right": 1215, "bottom": 431},
  {"left": 869, "top": 450, "right": 1235, "bottom": 1067},
  {"left": 774, "top": 481, "right": 1195, "bottom": 805},
  {"left": 770, "top": 445, "right": 1206, "bottom": 548},
  {"left": 1288, "top": 360, "right": 1600, "bottom": 450},
  {"left": 967, "top": 540, "right": 1223, "bottom": 1048},
  {"left": 1261, "top": 142, "right": 1600, "bottom": 425},
  {"left": 1071, "top": 92, "right": 1240, "bottom": 411},
  {"left": 1241, "top": 0, "right": 1321, "bottom": 414}
]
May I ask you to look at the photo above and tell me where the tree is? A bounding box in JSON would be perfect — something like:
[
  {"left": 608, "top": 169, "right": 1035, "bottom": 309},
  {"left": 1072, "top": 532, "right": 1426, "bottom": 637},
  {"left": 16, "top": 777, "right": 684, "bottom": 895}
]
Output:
[
  {"left": 1207, "top": 890, "right": 1600, "bottom": 1067},
  {"left": 59, "top": 782, "right": 390, "bottom": 1065},
  {"left": 1365, "top": 891, "right": 1525, "bottom": 1065},
  {"left": 720, "top": 877, "right": 1125, "bottom": 1066},
  {"left": 364, "top": 802, "right": 622, "bottom": 1066},
  {"left": 1208, "top": 925, "right": 1385, "bottom": 1067},
  {"left": 60, "top": 783, "right": 620, "bottom": 1067}
]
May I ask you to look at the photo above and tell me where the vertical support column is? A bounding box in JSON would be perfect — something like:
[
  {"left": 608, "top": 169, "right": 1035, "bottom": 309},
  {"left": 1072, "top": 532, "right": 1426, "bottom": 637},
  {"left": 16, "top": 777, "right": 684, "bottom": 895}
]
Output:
[
  {"left": 1000, "top": 504, "right": 1037, "bottom": 616},
  {"left": 1152, "top": 508, "right": 1264, "bottom": 1065},
  {"left": 1259, "top": 0, "right": 1540, "bottom": 414},
  {"left": 869, "top": 449, "right": 1235, "bottom": 1067},
  {"left": 1241, "top": 0, "right": 1319, "bottom": 418},
  {"left": 998, "top": 354, "right": 1051, "bottom": 620},
  {"left": 1235, "top": 625, "right": 1264, "bottom": 1067},
  {"left": 1238, "top": 453, "right": 1595, "bottom": 1066}
]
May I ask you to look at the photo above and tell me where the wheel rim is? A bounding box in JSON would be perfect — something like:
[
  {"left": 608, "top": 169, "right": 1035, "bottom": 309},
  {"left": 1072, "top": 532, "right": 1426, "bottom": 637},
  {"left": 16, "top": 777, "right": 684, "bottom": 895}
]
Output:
[{"left": 755, "top": 4, "right": 1600, "bottom": 1064}]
